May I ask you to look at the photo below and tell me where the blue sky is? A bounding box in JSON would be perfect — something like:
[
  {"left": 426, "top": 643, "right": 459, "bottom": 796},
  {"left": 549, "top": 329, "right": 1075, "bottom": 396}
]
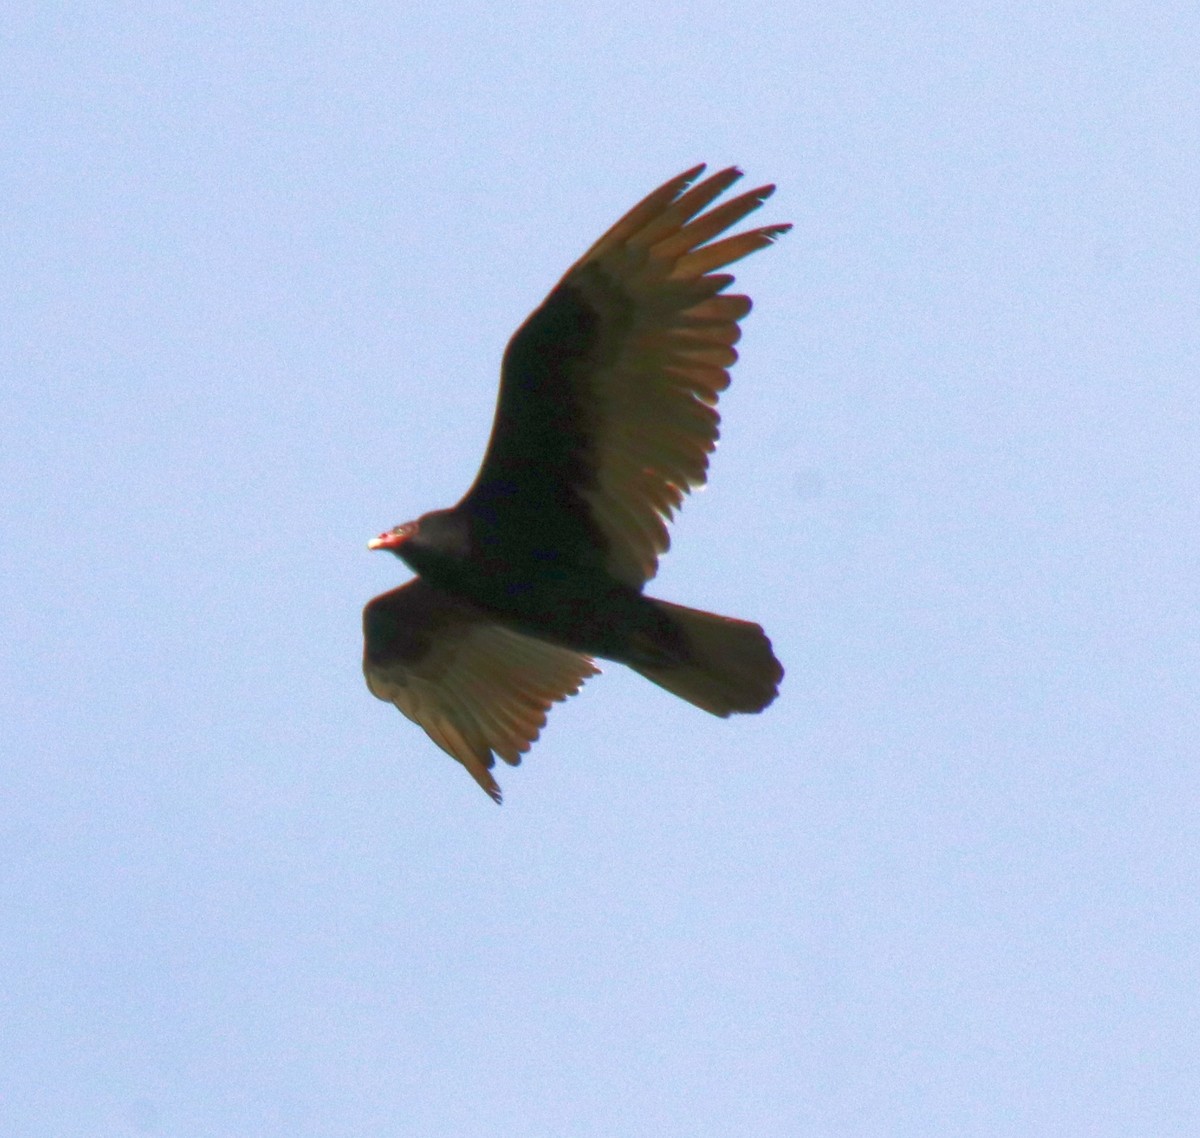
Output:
[{"left": 3, "top": 3, "right": 1197, "bottom": 1135}]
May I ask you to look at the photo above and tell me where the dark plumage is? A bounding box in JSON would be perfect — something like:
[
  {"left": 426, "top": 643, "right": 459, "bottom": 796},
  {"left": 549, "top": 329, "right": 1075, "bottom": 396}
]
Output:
[{"left": 364, "top": 164, "right": 788, "bottom": 801}]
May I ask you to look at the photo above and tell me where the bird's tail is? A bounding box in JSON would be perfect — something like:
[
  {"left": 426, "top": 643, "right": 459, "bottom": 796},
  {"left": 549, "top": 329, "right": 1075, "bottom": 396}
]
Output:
[{"left": 629, "top": 598, "right": 783, "bottom": 716}]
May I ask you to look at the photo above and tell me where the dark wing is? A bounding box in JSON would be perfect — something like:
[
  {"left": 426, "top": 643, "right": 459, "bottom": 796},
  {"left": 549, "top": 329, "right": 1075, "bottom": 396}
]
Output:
[
  {"left": 460, "top": 164, "right": 790, "bottom": 587},
  {"left": 363, "top": 579, "right": 598, "bottom": 802}
]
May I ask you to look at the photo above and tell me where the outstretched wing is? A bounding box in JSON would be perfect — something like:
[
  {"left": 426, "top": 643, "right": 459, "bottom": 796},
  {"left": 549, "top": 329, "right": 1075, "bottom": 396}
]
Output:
[
  {"left": 461, "top": 164, "right": 790, "bottom": 587},
  {"left": 363, "top": 579, "right": 598, "bottom": 802}
]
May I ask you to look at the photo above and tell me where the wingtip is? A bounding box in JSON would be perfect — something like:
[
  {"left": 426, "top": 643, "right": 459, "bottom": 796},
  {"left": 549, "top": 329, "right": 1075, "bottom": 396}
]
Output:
[
  {"left": 702, "top": 166, "right": 745, "bottom": 195},
  {"left": 672, "top": 163, "right": 709, "bottom": 196},
  {"left": 475, "top": 772, "right": 503, "bottom": 804},
  {"left": 678, "top": 164, "right": 745, "bottom": 194}
]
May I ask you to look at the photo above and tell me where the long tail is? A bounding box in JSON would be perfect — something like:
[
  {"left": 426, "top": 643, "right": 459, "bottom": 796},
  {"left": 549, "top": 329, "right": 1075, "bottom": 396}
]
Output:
[{"left": 628, "top": 598, "right": 783, "bottom": 716}]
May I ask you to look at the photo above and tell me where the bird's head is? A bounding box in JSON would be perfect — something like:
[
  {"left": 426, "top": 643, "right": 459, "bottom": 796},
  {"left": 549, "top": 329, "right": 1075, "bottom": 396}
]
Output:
[
  {"left": 368, "top": 509, "right": 472, "bottom": 574},
  {"left": 367, "top": 520, "right": 419, "bottom": 554}
]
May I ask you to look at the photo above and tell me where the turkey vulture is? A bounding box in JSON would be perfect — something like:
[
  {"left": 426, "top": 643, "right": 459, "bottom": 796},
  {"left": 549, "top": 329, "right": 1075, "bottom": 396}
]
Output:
[{"left": 364, "top": 164, "right": 788, "bottom": 802}]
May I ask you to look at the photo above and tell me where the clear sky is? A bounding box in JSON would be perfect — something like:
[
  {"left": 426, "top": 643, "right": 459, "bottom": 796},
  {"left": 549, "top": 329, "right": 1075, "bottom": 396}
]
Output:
[{"left": 3, "top": 3, "right": 1197, "bottom": 1135}]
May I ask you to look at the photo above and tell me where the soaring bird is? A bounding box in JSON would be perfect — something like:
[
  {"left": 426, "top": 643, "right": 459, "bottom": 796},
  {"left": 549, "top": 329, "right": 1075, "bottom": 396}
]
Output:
[{"left": 364, "top": 164, "right": 788, "bottom": 802}]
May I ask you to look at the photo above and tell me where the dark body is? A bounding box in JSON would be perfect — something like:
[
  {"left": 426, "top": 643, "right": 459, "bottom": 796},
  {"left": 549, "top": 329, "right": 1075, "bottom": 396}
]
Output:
[{"left": 388, "top": 505, "right": 690, "bottom": 671}]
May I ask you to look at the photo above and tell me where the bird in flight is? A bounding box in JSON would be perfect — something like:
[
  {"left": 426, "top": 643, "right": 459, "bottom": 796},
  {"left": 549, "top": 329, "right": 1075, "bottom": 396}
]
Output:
[{"left": 364, "top": 164, "right": 788, "bottom": 802}]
